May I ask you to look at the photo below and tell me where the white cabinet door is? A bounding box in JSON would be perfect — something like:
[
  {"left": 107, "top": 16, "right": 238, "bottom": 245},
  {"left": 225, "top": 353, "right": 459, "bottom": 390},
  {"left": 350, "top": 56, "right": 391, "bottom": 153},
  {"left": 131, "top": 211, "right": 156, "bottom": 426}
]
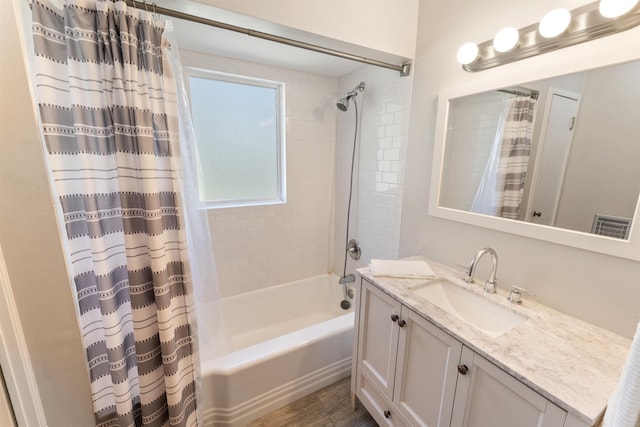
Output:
[
  {"left": 357, "top": 279, "right": 463, "bottom": 427},
  {"left": 451, "top": 346, "right": 567, "bottom": 427},
  {"left": 357, "top": 279, "right": 402, "bottom": 397},
  {"left": 393, "top": 306, "right": 462, "bottom": 427}
]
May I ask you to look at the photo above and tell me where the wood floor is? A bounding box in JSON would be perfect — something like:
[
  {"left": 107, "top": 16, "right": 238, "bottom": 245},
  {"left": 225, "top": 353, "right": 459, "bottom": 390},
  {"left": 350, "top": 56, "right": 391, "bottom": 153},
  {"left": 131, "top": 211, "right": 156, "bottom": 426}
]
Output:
[{"left": 248, "top": 377, "right": 378, "bottom": 427}]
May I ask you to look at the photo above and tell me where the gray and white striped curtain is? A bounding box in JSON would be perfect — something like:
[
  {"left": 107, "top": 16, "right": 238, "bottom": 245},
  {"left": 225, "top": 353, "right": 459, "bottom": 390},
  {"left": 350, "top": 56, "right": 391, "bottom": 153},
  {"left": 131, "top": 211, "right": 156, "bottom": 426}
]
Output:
[
  {"left": 31, "top": 0, "right": 199, "bottom": 425},
  {"left": 495, "top": 96, "right": 537, "bottom": 219}
]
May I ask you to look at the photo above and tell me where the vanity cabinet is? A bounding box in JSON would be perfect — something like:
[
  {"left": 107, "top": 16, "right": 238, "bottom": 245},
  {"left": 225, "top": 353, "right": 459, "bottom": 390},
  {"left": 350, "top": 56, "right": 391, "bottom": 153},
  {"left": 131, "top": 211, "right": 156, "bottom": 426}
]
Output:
[
  {"left": 355, "top": 278, "right": 463, "bottom": 426},
  {"left": 354, "top": 278, "right": 582, "bottom": 427}
]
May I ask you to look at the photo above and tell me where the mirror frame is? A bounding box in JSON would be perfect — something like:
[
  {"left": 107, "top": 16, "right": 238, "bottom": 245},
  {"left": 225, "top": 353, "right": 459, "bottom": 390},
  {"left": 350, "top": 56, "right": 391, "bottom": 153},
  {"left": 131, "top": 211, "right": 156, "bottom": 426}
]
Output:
[{"left": 429, "top": 39, "right": 640, "bottom": 261}]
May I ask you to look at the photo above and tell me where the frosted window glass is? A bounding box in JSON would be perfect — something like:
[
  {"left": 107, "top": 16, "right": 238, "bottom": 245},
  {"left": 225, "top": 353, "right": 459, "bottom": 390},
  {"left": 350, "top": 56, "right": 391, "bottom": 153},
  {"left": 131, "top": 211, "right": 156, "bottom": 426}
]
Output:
[{"left": 188, "top": 74, "right": 284, "bottom": 207}]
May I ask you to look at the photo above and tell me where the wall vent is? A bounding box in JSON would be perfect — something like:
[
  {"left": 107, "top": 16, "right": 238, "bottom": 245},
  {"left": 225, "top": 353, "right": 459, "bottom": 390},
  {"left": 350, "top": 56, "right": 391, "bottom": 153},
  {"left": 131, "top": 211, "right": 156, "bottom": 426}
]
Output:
[{"left": 591, "top": 214, "right": 632, "bottom": 240}]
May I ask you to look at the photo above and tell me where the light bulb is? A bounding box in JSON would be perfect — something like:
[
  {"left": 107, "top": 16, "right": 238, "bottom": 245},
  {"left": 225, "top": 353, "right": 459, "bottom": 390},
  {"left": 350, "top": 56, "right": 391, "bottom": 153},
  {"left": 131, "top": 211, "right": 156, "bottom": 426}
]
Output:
[
  {"left": 457, "top": 42, "right": 479, "bottom": 65},
  {"left": 493, "top": 27, "right": 519, "bottom": 53},
  {"left": 599, "top": 0, "right": 639, "bottom": 18},
  {"left": 539, "top": 8, "right": 571, "bottom": 38}
]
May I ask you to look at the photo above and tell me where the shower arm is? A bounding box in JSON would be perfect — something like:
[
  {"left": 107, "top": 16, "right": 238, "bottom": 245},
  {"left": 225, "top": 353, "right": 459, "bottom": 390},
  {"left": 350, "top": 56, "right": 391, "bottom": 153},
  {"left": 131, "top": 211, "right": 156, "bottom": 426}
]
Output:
[{"left": 346, "top": 82, "right": 366, "bottom": 99}]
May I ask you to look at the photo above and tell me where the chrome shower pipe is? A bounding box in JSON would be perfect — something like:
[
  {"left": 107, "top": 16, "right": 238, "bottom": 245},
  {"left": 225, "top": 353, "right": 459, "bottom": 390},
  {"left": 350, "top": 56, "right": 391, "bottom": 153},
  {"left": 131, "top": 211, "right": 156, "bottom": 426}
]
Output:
[
  {"left": 337, "top": 82, "right": 365, "bottom": 310},
  {"left": 345, "top": 81, "right": 366, "bottom": 99}
]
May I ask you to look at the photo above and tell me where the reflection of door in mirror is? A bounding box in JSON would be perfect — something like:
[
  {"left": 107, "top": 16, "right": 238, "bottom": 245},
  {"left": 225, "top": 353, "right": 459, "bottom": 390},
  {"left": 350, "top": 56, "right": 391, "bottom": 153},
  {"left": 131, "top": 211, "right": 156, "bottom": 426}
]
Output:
[{"left": 527, "top": 90, "right": 580, "bottom": 226}]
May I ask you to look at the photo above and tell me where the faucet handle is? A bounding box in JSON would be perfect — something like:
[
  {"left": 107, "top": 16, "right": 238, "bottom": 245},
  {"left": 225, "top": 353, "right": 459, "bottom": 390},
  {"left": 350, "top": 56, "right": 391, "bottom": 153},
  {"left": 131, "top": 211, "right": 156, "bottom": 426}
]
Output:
[
  {"left": 508, "top": 285, "right": 535, "bottom": 304},
  {"left": 460, "top": 263, "right": 474, "bottom": 283},
  {"left": 484, "top": 279, "right": 497, "bottom": 294}
]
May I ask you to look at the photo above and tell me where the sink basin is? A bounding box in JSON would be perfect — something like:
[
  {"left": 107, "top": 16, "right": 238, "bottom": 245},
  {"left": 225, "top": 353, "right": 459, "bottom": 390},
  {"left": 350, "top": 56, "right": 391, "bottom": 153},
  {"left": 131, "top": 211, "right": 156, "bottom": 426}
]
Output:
[{"left": 410, "top": 279, "right": 526, "bottom": 338}]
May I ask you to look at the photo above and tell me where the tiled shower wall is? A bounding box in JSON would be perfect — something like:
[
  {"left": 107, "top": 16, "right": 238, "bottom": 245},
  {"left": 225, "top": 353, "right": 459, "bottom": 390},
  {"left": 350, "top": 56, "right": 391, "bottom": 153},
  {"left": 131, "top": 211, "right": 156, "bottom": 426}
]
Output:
[
  {"left": 333, "top": 67, "right": 412, "bottom": 275},
  {"left": 180, "top": 50, "right": 338, "bottom": 298}
]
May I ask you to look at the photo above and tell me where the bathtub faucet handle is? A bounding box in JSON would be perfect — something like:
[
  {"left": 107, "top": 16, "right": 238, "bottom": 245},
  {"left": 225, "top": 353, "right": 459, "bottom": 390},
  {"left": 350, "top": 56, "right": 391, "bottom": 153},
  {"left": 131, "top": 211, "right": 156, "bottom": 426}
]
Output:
[{"left": 347, "top": 239, "right": 361, "bottom": 260}]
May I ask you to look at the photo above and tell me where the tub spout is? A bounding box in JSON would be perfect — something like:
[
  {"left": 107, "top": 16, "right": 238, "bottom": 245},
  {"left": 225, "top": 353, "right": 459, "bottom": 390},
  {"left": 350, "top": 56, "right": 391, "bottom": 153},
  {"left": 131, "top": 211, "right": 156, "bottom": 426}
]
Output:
[
  {"left": 339, "top": 274, "right": 355, "bottom": 310},
  {"left": 339, "top": 274, "right": 355, "bottom": 285}
]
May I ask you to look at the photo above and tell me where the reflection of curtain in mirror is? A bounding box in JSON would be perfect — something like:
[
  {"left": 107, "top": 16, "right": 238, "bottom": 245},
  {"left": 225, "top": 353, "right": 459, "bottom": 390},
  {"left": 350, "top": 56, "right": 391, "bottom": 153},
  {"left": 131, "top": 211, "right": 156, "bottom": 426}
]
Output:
[
  {"left": 470, "top": 105, "right": 507, "bottom": 215},
  {"left": 471, "top": 96, "right": 537, "bottom": 218},
  {"left": 496, "top": 96, "right": 537, "bottom": 219}
]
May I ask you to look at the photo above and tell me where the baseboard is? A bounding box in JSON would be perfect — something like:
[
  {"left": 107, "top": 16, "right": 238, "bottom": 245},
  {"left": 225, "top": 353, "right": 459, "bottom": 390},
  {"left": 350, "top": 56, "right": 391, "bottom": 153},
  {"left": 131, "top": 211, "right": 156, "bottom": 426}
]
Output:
[{"left": 202, "top": 357, "right": 352, "bottom": 426}]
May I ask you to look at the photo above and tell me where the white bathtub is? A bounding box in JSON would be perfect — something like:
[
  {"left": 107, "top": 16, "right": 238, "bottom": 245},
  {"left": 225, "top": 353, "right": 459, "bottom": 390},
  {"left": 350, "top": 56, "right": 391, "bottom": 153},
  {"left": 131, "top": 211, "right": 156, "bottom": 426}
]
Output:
[{"left": 198, "top": 273, "right": 355, "bottom": 426}]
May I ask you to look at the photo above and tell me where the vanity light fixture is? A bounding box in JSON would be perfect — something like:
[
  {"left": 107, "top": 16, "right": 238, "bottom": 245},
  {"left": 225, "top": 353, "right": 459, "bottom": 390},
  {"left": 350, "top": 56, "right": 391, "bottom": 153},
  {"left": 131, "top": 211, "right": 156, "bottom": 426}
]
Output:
[
  {"left": 458, "top": 0, "right": 640, "bottom": 71},
  {"left": 493, "top": 27, "right": 519, "bottom": 52},
  {"left": 538, "top": 8, "right": 571, "bottom": 38},
  {"left": 599, "top": 0, "right": 639, "bottom": 18},
  {"left": 457, "top": 42, "right": 480, "bottom": 65}
]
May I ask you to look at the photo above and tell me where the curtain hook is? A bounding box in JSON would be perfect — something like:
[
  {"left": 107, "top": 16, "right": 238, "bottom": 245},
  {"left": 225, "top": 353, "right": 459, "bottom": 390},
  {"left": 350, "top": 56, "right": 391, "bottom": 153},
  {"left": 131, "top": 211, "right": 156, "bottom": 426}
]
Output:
[
  {"left": 152, "top": 3, "right": 159, "bottom": 21},
  {"left": 143, "top": 0, "right": 148, "bottom": 12}
]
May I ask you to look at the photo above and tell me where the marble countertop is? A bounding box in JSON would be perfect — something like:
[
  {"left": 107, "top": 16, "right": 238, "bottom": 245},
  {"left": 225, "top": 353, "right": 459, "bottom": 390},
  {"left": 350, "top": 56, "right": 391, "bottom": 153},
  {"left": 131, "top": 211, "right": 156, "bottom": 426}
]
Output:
[{"left": 357, "top": 257, "right": 631, "bottom": 426}]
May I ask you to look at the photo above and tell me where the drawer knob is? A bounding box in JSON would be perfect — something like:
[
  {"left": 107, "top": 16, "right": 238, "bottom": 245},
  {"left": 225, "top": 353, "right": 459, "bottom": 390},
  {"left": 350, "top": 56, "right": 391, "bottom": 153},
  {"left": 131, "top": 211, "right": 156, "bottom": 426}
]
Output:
[
  {"left": 390, "top": 314, "right": 399, "bottom": 322},
  {"left": 384, "top": 410, "right": 391, "bottom": 419},
  {"left": 457, "top": 364, "right": 469, "bottom": 375},
  {"left": 397, "top": 319, "right": 406, "bottom": 327}
]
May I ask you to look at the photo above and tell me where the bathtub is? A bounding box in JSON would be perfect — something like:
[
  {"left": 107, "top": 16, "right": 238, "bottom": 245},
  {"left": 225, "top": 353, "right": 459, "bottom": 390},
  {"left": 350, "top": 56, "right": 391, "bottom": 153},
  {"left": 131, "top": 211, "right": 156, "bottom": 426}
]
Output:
[{"left": 198, "top": 273, "right": 355, "bottom": 426}]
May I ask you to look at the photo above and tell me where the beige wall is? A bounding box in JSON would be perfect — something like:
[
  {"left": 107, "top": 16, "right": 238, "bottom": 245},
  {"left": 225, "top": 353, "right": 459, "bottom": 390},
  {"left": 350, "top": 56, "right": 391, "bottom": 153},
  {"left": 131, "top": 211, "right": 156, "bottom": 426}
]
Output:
[
  {"left": 0, "top": 367, "right": 16, "bottom": 426},
  {"left": 402, "top": 0, "right": 640, "bottom": 338},
  {"left": 0, "top": 1, "right": 94, "bottom": 425}
]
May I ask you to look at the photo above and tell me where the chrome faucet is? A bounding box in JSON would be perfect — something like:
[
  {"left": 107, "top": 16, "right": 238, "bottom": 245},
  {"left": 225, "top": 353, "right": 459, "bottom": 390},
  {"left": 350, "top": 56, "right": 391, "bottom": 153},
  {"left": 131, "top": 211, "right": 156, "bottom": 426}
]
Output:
[{"left": 464, "top": 247, "right": 498, "bottom": 293}]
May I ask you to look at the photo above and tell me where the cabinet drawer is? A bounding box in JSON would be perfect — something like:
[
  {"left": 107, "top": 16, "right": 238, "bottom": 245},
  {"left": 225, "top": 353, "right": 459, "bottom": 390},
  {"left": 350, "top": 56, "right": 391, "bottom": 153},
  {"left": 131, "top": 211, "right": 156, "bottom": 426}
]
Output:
[{"left": 357, "top": 369, "right": 410, "bottom": 427}]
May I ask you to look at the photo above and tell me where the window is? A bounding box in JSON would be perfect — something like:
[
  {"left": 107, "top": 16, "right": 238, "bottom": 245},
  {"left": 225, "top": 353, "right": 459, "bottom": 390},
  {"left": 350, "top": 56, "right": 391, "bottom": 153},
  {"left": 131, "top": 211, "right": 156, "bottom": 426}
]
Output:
[{"left": 186, "top": 68, "right": 286, "bottom": 208}]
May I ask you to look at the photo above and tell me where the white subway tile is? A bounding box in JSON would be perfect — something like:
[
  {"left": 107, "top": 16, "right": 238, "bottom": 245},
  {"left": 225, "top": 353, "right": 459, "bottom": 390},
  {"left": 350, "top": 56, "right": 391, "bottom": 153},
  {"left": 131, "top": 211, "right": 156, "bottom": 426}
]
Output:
[{"left": 183, "top": 50, "right": 409, "bottom": 297}]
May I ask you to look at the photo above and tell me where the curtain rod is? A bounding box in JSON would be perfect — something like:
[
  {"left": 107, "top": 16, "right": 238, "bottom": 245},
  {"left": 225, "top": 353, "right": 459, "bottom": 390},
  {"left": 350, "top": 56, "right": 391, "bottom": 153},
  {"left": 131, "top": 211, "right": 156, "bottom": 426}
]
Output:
[
  {"left": 127, "top": 1, "right": 411, "bottom": 76},
  {"left": 498, "top": 88, "right": 540, "bottom": 100}
]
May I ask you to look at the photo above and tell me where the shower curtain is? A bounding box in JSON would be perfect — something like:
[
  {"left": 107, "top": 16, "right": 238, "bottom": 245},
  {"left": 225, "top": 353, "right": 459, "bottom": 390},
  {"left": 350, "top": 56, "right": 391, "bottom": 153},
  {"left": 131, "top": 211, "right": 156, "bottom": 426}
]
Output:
[
  {"left": 31, "top": 1, "right": 206, "bottom": 425},
  {"left": 496, "top": 96, "right": 537, "bottom": 219},
  {"left": 471, "top": 95, "right": 537, "bottom": 219}
]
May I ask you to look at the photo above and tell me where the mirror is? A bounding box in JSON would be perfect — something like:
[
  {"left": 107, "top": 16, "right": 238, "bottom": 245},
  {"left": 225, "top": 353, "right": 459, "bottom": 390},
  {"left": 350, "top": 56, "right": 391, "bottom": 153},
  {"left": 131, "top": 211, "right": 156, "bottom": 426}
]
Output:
[{"left": 430, "top": 59, "right": 640, "bottom": 260}]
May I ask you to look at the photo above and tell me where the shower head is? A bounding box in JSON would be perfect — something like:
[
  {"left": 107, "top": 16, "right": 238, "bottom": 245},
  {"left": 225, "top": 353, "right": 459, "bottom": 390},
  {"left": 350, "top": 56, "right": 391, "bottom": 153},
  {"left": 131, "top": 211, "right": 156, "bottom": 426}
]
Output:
[
  {"left": 337, "top": 97, "right": 349, "bottom": 111},
  {"left": 336, "top": 81, "right": 366, "bottom": 112}
]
